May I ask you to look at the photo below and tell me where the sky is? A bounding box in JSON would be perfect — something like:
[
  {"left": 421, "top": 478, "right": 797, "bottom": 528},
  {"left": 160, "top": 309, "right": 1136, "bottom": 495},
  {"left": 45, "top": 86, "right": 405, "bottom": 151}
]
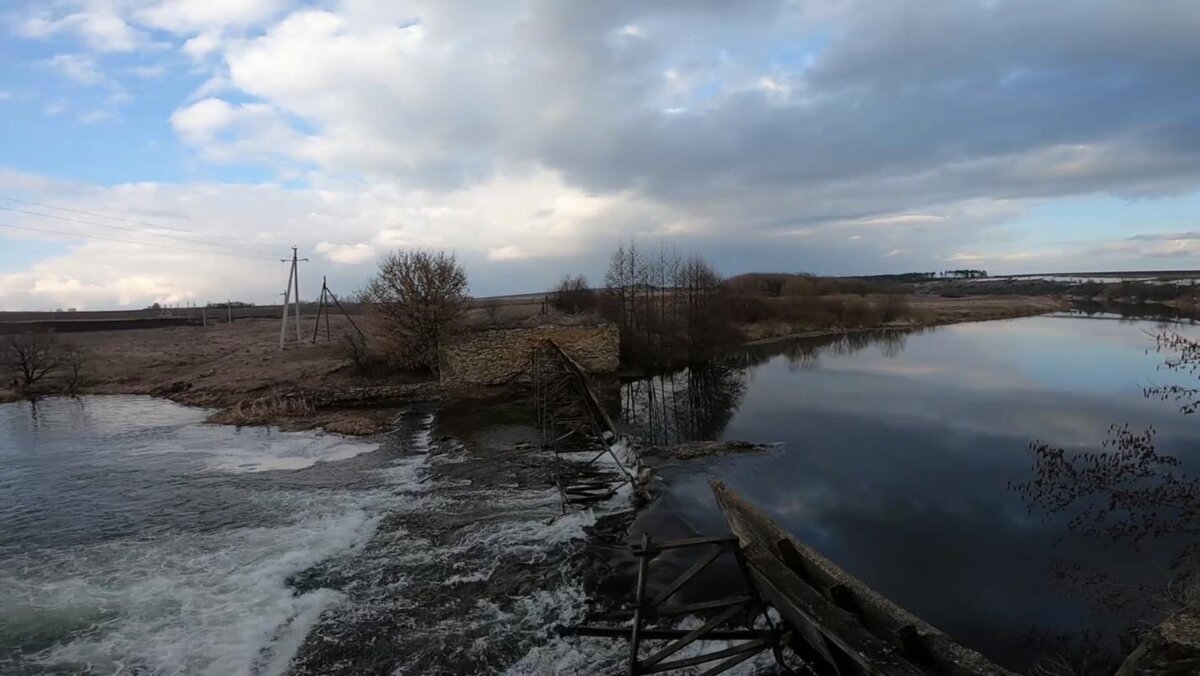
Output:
[{"left": 1, "top": 0, "right": 1199, "bottom": 310}]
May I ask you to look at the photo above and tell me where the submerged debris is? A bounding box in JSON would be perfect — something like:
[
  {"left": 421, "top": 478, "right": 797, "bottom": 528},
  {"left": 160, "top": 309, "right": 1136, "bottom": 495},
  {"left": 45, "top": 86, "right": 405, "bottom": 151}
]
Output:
[{"left": 643, "top": 440, "right": 771, "bottom": 461}]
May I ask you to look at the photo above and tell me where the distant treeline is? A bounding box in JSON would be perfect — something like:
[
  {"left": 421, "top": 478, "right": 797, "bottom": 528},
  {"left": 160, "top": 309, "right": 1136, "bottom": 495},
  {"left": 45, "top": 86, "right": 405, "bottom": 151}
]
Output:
[
  {"left": 552, "top": 246, "right": 921, "bottom": 367},
  {"left": 931, "top": 277, "right": 1200, "bottom": 304}
]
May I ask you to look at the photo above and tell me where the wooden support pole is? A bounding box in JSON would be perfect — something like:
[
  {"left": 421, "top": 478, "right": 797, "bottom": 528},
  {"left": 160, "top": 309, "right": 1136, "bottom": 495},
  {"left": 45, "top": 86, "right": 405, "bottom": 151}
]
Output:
[{"left": 629, "top": 532, "right": 651, "bottom": 675}]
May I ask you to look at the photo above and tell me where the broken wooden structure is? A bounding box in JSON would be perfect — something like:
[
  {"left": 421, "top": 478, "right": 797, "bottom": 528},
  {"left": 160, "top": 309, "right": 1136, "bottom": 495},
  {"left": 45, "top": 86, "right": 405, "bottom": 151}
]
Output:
[
  {"left": 531, "top": 338, "right": 637, "bottom": 511},
  {"left": 569, "top": 482, "right": 1015, "bottom": 675},
  {"left": 710, "top": 480, "right": 1013, "bottom": 676},
  {"left": 567, "top": 533, "right": 794, "bottom": 675}
]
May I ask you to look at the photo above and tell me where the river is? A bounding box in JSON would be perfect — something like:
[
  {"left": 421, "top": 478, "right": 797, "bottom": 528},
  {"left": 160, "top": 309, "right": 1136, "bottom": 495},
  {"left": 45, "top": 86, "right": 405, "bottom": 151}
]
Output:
[
  {"left": 0, "top": 397, "right": 614, "bottom": 675},
  {"left": 622, "top": 313, "right": 1200, "bottom": 671},
  {"left": 4, "top": 313, "right": 1198, "bottom": 674}
]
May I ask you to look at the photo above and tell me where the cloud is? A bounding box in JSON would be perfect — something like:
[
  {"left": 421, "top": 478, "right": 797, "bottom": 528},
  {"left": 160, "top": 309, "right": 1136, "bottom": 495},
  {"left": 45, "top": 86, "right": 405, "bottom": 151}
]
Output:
[
  {"left": 944, "top": 251, "right": 1039, "bottom": 264},
  {"left": 44, "top": 54, "right": 108, "bottom": 86},
  {"left": 182, "top": 31, "right": 223, "bottom": 61},
  {"left": 130, "top": 64, "right": 167, "bottom": 78},
  {"left": 1128, "top": 231, "right": 1200, "bottom": 242},
  {"left": 5, "top": 0, "right": 1200, "bottom": 308},
  {"left": 78, "top": 109, "right": 115, "bottom": 124},
  {"left": 135, "top": 0, "right": 287, "bottom": 34},
  {"left": 20, "top": 6, "right": 144, "bottom": 52},
  {"left": 315, "top": 242, "right": 376, "bottom": 265}
]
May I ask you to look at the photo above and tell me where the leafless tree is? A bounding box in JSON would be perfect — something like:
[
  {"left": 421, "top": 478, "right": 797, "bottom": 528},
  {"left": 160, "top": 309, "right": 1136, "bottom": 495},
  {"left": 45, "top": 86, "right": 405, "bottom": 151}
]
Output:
[
  {"left": 4, "top": 331, "right": 61, "bottom": 393},
  {"left": 602, "top": 242, "right": 734, "bottom": 364},
  {"left": 550, "top": 274, "right": 595, "bottom": 314},
  {"left": 63, "top": 345, "right": 86, "bottom": 396},
  {"left": 361, "top": 250, "right": 469, "bottom": 372}
]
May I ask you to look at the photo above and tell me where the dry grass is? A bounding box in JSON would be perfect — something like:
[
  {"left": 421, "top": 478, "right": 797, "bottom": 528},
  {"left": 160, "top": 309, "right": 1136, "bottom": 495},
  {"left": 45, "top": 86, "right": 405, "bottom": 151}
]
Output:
[
  {"left": 207, "top": 391, "right": 315, "bottom": 426},
  {"left": 0, "top": 314, "right": 426, "bottom": 408}
]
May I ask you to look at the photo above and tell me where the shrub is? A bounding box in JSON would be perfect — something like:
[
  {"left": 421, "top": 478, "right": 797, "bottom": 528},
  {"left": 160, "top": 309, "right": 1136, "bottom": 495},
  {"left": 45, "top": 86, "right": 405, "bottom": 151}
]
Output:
[
  {"left": 878, "top": 294, "right": 911, "bottom": 323},
  {"left": 361, "top": 250, "right": 469, "bottom": 372},
  {"left": 339, "top": 331, "right": 375, "bottom": 375},
  {"left": 4, "top": 332, "right": 61, "bottom": 393},
  {"left": 550, "top": 274, "right": 596, "bottom": 314}
]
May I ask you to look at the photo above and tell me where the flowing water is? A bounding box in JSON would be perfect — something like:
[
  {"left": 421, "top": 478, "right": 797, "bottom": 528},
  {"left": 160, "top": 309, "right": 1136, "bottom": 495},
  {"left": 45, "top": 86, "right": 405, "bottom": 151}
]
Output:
[
  {"left": 7, "top": 313, "right": 1199, "bottom": 674},
  {"left": 0, "top": 397, "right": 618, "bottom": 675},
  {"left": 622, "top": 314, "right": 1200, "bottom": 670}
]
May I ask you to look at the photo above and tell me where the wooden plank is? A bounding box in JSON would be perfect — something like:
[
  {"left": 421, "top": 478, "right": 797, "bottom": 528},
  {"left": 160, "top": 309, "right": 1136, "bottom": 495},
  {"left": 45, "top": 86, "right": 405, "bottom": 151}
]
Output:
[
  {"left": 640, "top": 603, "right": 747, "bottom": 669},
  {"left": 567, "top": 626, "right": 771, "bottom": 641},
  {"left": 710, "top": 480, "right": 1015, "bottom": 676},
  {"left": 544, "top": 338, "right": 619, "bottom": 437},
  {"left": 633, "top": 535, "right": 740, "bottom": 555},
  {"left": 648, "top": 547, "right": 725, "bottom": 607},
  {"left": 698, "top": 632, "right": 793, "bottom": 676},
  {"left": 640, "top": 637, "right": 774, "bottom": 674}
]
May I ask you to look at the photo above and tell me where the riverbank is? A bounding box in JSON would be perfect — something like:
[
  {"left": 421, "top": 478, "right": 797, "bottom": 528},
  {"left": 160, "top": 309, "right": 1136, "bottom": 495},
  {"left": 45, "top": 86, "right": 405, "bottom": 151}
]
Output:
[
  {"left": 0, "top": 315, "right": 438, "bottom": 434},
  {"left": 738, "top": 294, "right": 1067, "bottom": 343},
  {"left": 0, "top": 294, "right": 1068, "bottom": 433}
]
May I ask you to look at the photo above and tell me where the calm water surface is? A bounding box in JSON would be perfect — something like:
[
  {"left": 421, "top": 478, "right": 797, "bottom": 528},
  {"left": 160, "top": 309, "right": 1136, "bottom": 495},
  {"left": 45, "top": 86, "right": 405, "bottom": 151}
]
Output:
[{"left": 624, "top": 315, "right": 1200, "bottom": 669}]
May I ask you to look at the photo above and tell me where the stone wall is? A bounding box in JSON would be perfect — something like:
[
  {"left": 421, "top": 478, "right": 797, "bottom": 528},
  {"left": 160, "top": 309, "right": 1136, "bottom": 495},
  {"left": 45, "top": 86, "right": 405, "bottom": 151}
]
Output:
[{"left": 439, "top": 322, "right": 620, "bottom": 386}]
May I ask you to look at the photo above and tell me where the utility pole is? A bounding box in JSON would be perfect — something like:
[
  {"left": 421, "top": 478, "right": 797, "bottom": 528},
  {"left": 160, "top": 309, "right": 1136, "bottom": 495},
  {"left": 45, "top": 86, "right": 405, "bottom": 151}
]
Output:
[{"left": 279, "top": 246, "right": 308, "bottom": 350}]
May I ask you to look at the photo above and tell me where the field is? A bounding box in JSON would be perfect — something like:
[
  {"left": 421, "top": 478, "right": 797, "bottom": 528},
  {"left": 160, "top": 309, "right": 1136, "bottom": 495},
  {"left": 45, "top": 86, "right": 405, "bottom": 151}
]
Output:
[{"left": 0, "top": 293, "right": 1065, "bottom": 432}]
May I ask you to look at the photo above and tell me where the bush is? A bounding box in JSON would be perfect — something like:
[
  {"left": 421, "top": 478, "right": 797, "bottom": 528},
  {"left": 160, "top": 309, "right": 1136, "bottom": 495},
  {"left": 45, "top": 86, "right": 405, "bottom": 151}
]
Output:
[
  {"left": 339, "top": 331, "right": 374, "bottom": 375},
  {"left": 550, "top": 274, "right": 596, "bottom": 314},
  {"left": 4, "top": 332, "right": 61, "bottom": 394},
  {"left": 878, "top": 294, "right": 911, "bottom": 323},
  {"left": 361, "top": 250, "right": 469, "bottom": 372}
]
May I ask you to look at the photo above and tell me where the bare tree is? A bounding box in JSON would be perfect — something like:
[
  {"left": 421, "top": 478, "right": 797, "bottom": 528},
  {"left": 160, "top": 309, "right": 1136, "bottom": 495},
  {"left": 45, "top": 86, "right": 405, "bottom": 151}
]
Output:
[
  {"left": 550, "top": 274, "right": 595, "bottom": 314},
  {"left": 4, "top": 332, "right": 61, "bottom": 393},
  {"left": 601, "top": 242, "right": 734, "bottom": 365},
  {"left": 361, "top": 250, "right": 469, "bottom": 372},
  {"left": 63, "top": 345, "right": 86, "bottom": 396}
]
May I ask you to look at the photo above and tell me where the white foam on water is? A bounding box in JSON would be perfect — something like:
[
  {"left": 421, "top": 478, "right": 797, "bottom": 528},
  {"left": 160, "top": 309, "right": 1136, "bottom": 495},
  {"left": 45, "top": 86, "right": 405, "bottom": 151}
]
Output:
[
  {"left": 2, "top": 404, "right": 440, "bottom": 676},
  {"left": 506, "top": 612, "right": 793, "bottom": 676},
  {"left": 6, "top": 503, "right": 380, "bottom": 676},
  {"left": 193, "top": 428, "right": 381, "bottom": 473}
]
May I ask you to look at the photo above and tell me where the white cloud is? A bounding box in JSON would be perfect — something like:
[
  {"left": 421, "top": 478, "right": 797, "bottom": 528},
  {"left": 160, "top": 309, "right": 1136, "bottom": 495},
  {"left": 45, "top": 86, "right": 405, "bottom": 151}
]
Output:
[
  {"left": 944, "top": 251, "right": 1039, "bottom": 264},
  {"left": 5, "top": 0, "right": 1200, "bottom": 307},
  {"left": 169, "top": 97, "right": 238, "bottom": 142},
  {"left": 315, "top": 242, "right": 376, "bottom": 265},
  {"left": 79, "top": 109, "right": 115, "bottom": 124},
  {"left": 20, "top": 6, "right": 144, "bottom": 53},
  {"left": 0, "top": 168, "right": 634, "bottom": 309},
  {"left": 134, "top": 0, "right": 286, "bottom": 34},
  {"left": 182, "top": 31, "right": 223, "bottom": 60},
  {"left": 45, "top": 54, "right": 108, "bottom": 86},
  {"left": 130, "top": 64, "right": 167, "bottom": 78}
]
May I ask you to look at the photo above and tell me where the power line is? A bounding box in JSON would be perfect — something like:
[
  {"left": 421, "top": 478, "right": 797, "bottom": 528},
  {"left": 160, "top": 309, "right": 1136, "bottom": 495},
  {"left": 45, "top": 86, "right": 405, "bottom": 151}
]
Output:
[
  {"left": 0, "top": 195, "right": 281, "bottom": 255},
  {"left": 0, "top": 205, "right": 279, "bottom": 257},
  {"left": 0, "top": 221, "right": 279, "bottom": 261}
]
